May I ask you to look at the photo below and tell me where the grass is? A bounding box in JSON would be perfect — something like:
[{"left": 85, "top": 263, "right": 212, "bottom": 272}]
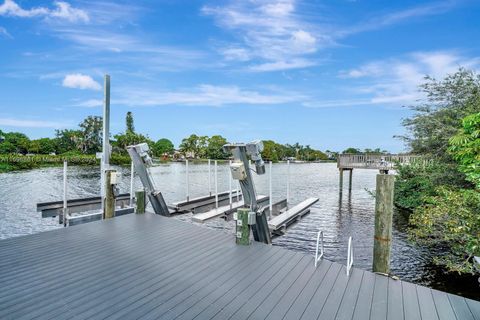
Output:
[{"left": 0, "top": 153, "right": 132, "bottom": 172}]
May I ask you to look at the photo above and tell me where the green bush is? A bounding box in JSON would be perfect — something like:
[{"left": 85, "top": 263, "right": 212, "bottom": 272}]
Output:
[
  {"left": 110, "top": 153, "right": 131, "bottom": 165},
  {"left": 394, "top": 160, "right": 470, "bottom": 211},
  {"left": 449, "top": 112, "right": 480, "bottom": 188},
  {"left": 409, "top": 187, "right": 480, "bottom": 274}
]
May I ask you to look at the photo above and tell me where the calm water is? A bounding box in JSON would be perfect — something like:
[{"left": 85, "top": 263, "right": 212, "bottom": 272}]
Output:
[{"left": 0, "top": 162, "right": 478, "bottom": 299}]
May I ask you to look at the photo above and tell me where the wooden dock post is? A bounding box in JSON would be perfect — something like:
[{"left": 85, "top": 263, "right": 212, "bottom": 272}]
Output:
[
  {"left": 339, "top": 169, "right": 344, "bottom": 193},
  {"left": 135, "top": 190, "right": 146, "bottom": 214},
  {"left": 373, "top": 174, "right": 395, "bottom": 274},
  {"left": 104, "top": 169, "right": 116, "bottom": 219},
  {"left": 236, "top": 208, "right": 250, "bottom": 245},
  {"left": 348, "top": 169, "right": 353, "bottom": 192}
]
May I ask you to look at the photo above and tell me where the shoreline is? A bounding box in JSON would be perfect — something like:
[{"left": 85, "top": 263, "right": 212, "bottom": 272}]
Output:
[{"left": 0, "top": 154, "right": 336, "bottom": 172}]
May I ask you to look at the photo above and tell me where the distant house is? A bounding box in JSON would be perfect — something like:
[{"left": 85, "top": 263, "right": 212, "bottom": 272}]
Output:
[{"left": 172, "top": 150, "right": 195, "bottom": 160}]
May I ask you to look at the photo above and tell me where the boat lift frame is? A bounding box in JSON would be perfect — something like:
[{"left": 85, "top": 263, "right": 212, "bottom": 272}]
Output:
[{"left": 127, "top": 143, "right": 171, "bottom": 216}]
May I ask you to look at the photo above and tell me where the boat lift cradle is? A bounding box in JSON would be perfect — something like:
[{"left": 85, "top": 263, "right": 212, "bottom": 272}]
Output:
[
  {"left": 224, "top": 140, "right": 319, "bottom": 243},
  {"left": 127, "top": 143, "right": 171, "bottom": 216},
  {"left": 127, "top": 143, "right": 242, "bottom": 216},
  {"left": 223, "top": 141, "right": 272, "bottom": 244}
]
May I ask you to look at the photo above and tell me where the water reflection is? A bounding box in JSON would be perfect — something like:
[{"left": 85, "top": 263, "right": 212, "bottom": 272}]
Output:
[{"left": 0, "top": 162, "right": 478, "bottom": 300}]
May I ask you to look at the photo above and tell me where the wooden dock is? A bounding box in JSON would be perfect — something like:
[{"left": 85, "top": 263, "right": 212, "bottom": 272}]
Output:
[{"left": 1, "top": 214, "right": 479, "bottom": 319}]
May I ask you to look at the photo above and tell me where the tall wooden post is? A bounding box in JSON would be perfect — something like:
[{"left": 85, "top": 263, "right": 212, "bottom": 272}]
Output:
[
  {"left": 339, "top": 169, "right": 344, "bottom": 193},
  {"left": 104, "top": 169, "right": 116, "bottom": 219},
  {"left": 373, "top": 174, "right": 395, "bottom": 273},
  {"left": 135, "top": 190, "right": 146, "bottom": 214},
  {"left": 236, "top": 208, "right": 250, "bottom": 245},
  {"left": 348, "top": 169, "right": 353, "bottom": 192}
]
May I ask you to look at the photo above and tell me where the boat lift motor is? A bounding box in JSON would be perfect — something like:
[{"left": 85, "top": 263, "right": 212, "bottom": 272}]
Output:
[
  {"left": 127, "top": 143, "right": 170, "bottom": 216},
  {"left": 224, "top": 140, "right": 271, "bottom": 244}
]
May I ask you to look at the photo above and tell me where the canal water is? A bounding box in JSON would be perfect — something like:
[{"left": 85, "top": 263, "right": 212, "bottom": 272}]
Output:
[{"left": 0, "top": 162, "right": 478, "bottom": 300}]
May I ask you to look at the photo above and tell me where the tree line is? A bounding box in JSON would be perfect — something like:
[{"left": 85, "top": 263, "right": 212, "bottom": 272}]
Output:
[{"left": 0, "top": 112, "right": 334, "bottom": 162}]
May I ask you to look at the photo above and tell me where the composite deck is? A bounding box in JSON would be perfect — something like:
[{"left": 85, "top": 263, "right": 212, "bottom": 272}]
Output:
[{"left": 1, "top": 214, "right": 479, "bottom": 320}]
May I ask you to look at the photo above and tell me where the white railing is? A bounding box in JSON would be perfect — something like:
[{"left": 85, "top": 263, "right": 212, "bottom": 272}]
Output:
[
  {"left": 347, "top": 236, "right": 354, "bottom": 276},
  {"left": 338, "top": 154, "right": 423, "bottom": 170},
  {"left": 315, "top": 230, "right": 324, "bottom": 268}
]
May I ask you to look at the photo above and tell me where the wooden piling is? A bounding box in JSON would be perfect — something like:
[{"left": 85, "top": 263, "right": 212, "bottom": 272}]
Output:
[
  {"left": 348, "top": 169, "right": 353, "bottom": 192},
  {"left": 373, "top": 174, "right": 395, "bottom": 274},
  {"left": 236, "top": 208, "right": 250, "bottom": 245},
  {"left": 339, "top": 169, "right": 344, "bottom": 192},
  {"left": 135, "top": 190, "right": 146, "bottom": 214},
  {"left": 104, "top": 169, "right": 116, "bottom": 219}
]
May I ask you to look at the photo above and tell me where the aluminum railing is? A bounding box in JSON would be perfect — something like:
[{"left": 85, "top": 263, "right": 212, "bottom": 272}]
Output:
[
  {"left": 315, "top": 230, "right": 324, "bottom": 268},
  {"left": 347, "top": 236, "right": 354, "bottom": 276},
  {"left": 314, "top": 231, "right": 354, "bottom": 276}
]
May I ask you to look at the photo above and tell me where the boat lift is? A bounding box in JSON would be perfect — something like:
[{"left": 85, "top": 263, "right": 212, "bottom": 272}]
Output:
[
  {"left": 127, "top": 142, "right": 242, "bottom": 216},
  {"left": 224, "top": 141, "right": 319, "bottom": 244},
  {"left": 126, "top": 143, "right": 171, "bottom": 216}
]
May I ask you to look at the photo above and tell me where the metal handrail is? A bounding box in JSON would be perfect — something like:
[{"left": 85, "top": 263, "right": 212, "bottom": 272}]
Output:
[
  {"left": 315, "top": 230, "right": 324, "bottom": 268},
  {"left": 347, "top": 236, "right": 354, "bottom": 276}
]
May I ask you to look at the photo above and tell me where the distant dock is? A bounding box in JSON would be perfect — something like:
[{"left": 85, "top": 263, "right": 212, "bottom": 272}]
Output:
[{"left": 1, "top": 213, "right": 479, "bottom": 319}]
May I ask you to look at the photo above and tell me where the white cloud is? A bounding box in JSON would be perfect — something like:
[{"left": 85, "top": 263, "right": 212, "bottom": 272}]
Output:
[
  {"left": 0, "top": 0, "right": 88, "bottom": 23},
  {"left": 0, "top": 26, "right": 11, "bottom": 38},
  {"left": 249, "top": 59, "right": 317, "bottom": 72},
  {"left": 72, "top": 99, "right": 103, "bottom": 108},
  {"left": 335, "top": 51, "right": 480, "bottom": 107},
  {"left": 0, "top": 117, "right": 70, "bottom": 128},
  {"left": 74, "top": 84, "right": 307, "bottom": 108},
  {"left": 48, "top": 1, "right": 89, "bottom": 23},
  {"left": 339, "top": 1, "right": 456, "bottom": 36},
  {"left": 202, "top": 0, "right": 327, "bottom": 71},
  {"left": 62, "top": 73, "right": 101, "bottom": 90}
]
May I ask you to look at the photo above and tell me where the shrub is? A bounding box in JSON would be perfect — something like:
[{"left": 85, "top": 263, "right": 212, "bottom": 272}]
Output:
[
  {"left": 409, "top": 187, "right": 480, "bottom": 274},
  {"left": 394, "top": 160, "right": 470, "bottom": 211}
]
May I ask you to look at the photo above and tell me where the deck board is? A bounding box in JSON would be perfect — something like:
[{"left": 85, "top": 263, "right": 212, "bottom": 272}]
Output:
[{"left": 0, "top": 213, "right": 478, "bottom": 320}]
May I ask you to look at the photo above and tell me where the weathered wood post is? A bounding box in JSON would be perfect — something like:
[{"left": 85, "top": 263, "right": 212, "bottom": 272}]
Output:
[
  {"left": 104, "top": 169, "right": 116, "bottom": 219},
  {"left": 373, "top": 174, "right": 395, "bottom": 273},
  {"left": 339, "top": 169, "right": 344, "bottom": 193},
  {"left": 235, "top": 208, "right": 250, "bottom": 245},
  {"left": 135, "top": 190, "right": 146, "bottom": 214},
  {"left": 348, "top": 169, "right": 353, "bottom": 192}
]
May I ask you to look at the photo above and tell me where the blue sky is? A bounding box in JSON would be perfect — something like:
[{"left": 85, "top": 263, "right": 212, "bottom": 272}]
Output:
[{"left": 1, "top": 0, "right": 479, "bottom": 152}]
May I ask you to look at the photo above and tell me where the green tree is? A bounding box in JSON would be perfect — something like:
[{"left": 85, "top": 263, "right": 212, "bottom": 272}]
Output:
[
  {"left": 152, "top": 138, "right": 175, "bottom": 157},
  {"left": 261, "top": 140, "right": 279, "bottom": 162},
  {"left": 28, "top": 138, "right": 56, "bottom": 154},
  {"left": 3, "top": 132, "right": 30, "bottom": 154},
  {"left": 364, "top": 148, "right": 388, "bottom": 154},
  {"left": 400, "top": 68, "right": 480, "bottom": 158},
  {"left": 197, "top": 136, "right": 209, "bottom": 159},
  {"left": 206, "top": 135, "right": 228, "bottom": 159},
  {"left": 449, "top": 112, "right": 480, "bottom": 188},
  {"left": 342, "top": 147, "right": 361, "bottom": 154},
  {"left": 126, "top": 111, "right": 135, "bottom": 134},
  {"left": 0, "top": 141, "right": 15, "bottom": 154},
  {"left": 395, "top": 69, "right": 477, "bottom": 211},
  {"left": 55, "top": 129, "right": 82, "bottom": 154},
  {"left": 78, "top": 116, "right": 103, "bottom": 154},
  {"left": 179, "top": 134, "right": 200, "bottom": 158},
  {"left": 113, "top": 112, "right": 153, "bottom": 153}
]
